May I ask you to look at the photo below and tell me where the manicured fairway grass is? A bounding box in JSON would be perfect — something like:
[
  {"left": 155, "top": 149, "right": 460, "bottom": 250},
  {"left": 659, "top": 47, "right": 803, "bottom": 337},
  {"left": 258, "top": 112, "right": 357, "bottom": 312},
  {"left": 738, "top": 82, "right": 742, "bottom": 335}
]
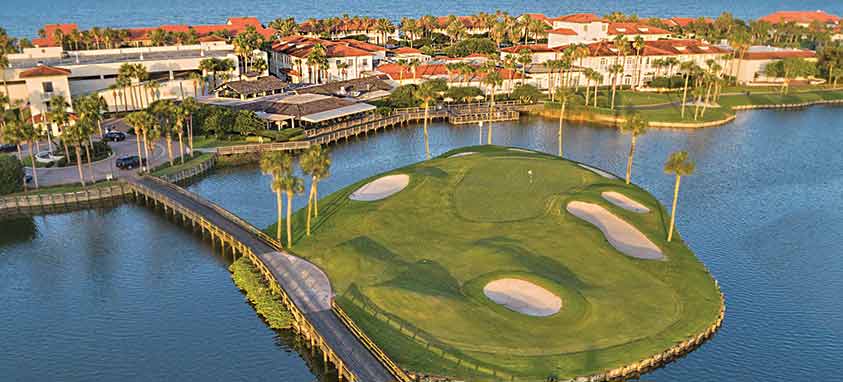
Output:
[{"left": 274, "top": 146, "right": 721, "bottom": 380}]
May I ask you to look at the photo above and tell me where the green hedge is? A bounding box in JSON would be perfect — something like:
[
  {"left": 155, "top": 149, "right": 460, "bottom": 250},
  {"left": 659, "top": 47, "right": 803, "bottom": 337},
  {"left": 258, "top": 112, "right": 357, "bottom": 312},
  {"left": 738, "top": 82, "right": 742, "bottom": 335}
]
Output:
[{"left": 0, "top": 155, "right": 24, "bottom": 195}]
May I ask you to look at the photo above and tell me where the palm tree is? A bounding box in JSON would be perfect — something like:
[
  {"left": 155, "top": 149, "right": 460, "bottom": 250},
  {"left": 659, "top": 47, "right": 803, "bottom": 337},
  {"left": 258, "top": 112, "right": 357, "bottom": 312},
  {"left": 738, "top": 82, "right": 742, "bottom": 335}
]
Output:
[
  {"left": 664, "top": 151, "right": 695, "bottom": 242},
  {"left": 281, "top": 174, "right": 304, "bottom": 247},
  {"left": 609, "top": 64, "right": 624, "bottom": 110},
  {"left": 260, "top": 152, "right": 293, "bottom": 242},
  {"left": 556, "top": 88, "right": 574, "bottom": 157},
  {"left": 679, "top": 61, "right": 699, "bottom": 118},
  {"left": 300, "top": 145, "right": 331, "bottom": 236},
  {"left": 20, "top": 118, "right": 39, "bottom": 188},
  {"left": 408, "top": 58, "right": 421, "bottom": 82},
  {"left": 181, "top": 97, "right": 199, "bottom": 153},
  {"left": 516, "top": 49, "right": 532, "bottom": 86},
  {"left": 188, "top": 72, "right": 203, "bottom": 97},
  {"left": 632, "top": 36, "right": 645, "bottom": 87},
  {"left": 375, "top": 18, "right": 395, "bottom": 46},
  {"left": 414, "top": 79, "right": 444, "bottom": 159},
  {"left": 306, "top": 44, "right": 328, "bottom": 83},
  {"left": 48, "top": 95, "right": 71, "bottom": 160},
  {"left": 62, "top": 118, "right": 87, "bottom": 186},
  {"left": 151, "top": 100, "right": 175, "bottom": 165},
  {"left": 620, "top": 112, "right": 648, "bottom": 185},
  {"left": 173, "top": 103, "right": 189, "bottom": 163},
  {"left": 124, "top": 111, "right": 154, "bottom": 171},
  {"left": 481, "top": 67, "right": 502, "bottom": 145},
  {"left": 590, "top": 70, "right": 603, "bottom": 108}
]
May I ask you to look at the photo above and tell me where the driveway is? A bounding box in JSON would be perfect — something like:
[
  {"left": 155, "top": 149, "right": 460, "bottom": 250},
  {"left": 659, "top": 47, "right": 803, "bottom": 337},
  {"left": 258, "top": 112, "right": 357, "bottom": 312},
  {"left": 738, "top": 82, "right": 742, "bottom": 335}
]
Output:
[{"left": 23, "top": 118, "right": 187, "bottom": 187}]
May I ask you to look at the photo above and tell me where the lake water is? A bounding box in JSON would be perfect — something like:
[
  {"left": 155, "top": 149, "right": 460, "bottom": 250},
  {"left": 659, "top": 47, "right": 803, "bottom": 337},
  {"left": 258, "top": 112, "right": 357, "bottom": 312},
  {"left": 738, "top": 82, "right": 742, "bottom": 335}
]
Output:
[
  {"left": 2, "top": 0, "right": 843, "bottom": 37},
  {"left": 2, "top": 107, "right": 843, "bottom": 381}
]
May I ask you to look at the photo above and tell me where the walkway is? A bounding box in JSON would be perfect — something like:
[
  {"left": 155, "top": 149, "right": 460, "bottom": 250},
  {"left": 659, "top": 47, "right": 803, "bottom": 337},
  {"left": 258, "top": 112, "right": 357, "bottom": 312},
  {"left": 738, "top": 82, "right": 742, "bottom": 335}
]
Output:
[{"left": 127, "top": 176, "right": 394, "bottom": 382}]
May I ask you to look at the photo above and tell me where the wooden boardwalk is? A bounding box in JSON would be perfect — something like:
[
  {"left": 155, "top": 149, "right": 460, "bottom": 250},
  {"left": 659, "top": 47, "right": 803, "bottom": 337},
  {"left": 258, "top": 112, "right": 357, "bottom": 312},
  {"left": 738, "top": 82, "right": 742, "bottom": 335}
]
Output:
[
  {"left": 127, "top": 176, "right": 404, "bottom": 382},
  {"left": 215, "top": 101, "right": 528, "bottom": 156}
]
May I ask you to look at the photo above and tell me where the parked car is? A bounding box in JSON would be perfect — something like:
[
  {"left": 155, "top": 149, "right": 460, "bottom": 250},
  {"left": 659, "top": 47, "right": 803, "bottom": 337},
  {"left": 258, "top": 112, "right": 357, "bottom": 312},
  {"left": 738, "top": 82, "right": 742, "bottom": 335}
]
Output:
[
  {"left": 0, "top": 143, "right": 16, "bottom": 153},
  {"left": 24, "top": 174, "right": 33, "bottom": 184},
  {"left": 103, "top": 131, "right": 127, "bottom": 142},
  {"left": 115, "top": 155, "right": 146, "bottom": 170}
]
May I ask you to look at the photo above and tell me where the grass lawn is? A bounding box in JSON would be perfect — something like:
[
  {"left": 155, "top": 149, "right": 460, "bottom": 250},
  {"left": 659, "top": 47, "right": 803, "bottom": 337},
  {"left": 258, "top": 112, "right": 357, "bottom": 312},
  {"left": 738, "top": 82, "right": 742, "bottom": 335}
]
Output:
[
  {"left": 191, "top": 136, "right": 250, "bottom": 149},
  {"left": 9, "top": 180, "right": 121, "bottom": 196},
  {"left": 270, "top": 146, "right": 721, "bottom": 380},
  {"left": 718, "top": 89, "right": 843, "bottom": 108},
  {"left": 150, "top": 152, "right": 214, "bottom": 177}
]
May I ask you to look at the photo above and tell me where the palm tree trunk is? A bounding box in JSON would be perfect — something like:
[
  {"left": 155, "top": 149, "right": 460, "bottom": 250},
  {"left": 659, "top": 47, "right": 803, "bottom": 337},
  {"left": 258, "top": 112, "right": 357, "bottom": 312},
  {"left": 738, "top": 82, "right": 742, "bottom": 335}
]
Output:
[
  {"left": 178, "top": 133, "right": 185, "bottom": 164},
  {"left": 585, "top": 79, "right": 591, "bottom": 105},
  {"left": 143, "top": 131, "right": 150, "bottom": 170},
  {"left": 135, "top": 133, "right": 143, "bottom": 165},
  {"left": 313, "top": 181, "right": 319, "bottom": 217},
  {"left": 306, "top": 181, "right": 315, "bottom": 236},
  {"left": 611, "top": 78, "right": 618, "bottom": 110},
  {"left": 681, "top": 74, "right": 690, "bottom": 118},
  {"left": 423, "top": 102, "right": 430, "bottom": 159},
  {"left": 558, "top": 99, "right": 566, "bottom": 157},
  {"left": 75, "top": 145, "right": 86, "bottom": 186},
  {"left": 276, "top": 189, "right": 283, "bottom": 242},
  {"left": 165, "top": 134, "right": 174, "bottom": 165},
  {"left": 593, "top": 82, "right": 598, "bottom": 108},
  {"left": 625, "top": 136, "right": 636, "bottom": 185},
  {"left": 667, "top": 175, "right": 681, "bottom": 242},
  {"left": 28, "top": 143, "right": 38, "bottom": 188},
  {"left": 85, "top": 140, "right": 95, "bottom": 183},
  {"left": 15, "top": 144, "right": 22, "bottom": 161},
  {"left": 286, "top": 191, "right": 294, "bottom": 247}
]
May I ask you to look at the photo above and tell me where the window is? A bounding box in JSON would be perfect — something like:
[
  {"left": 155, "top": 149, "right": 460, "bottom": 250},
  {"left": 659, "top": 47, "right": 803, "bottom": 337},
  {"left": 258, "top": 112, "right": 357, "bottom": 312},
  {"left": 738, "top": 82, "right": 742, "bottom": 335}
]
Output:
[
  {"left": 361, "top": 59, "right": 368, "bottom": 67},
  {"left": 42, "top": 81, "right": 54, "bottom": 93}
]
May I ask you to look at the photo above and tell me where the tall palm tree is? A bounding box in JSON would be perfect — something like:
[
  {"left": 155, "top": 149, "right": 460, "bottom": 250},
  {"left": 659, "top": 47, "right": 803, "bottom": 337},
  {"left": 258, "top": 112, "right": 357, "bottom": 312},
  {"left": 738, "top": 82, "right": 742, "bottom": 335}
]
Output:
[
  {"left": 20, "top": 118, "right": 39, "bottom": 188},
  {"left": 281, "top": 174, "right": 304, "bottom": 247},
  {"left": 556, "top": 88, "right": 574, "bottom": 157},
  {"left": 260, "top": 152, "right": 293, "bottom": 242},
  {"left": 620, "top": 112, "right": 648, "bottom": 185},
  {"left": 414, "top": 79, "right": 445, "bottom": 159},
  {"left": 181, "top": 97, "right": 199, "bottom": 153},
  {"left": 124, "top": 111, "right": 154, "bottom": 171},
  {"left": 516, "top": 49, "right": 532, "bottom": 86},
  {"left": 151, "top": 100, "right": 175, "bottom": 165},
  {"left": 62, "top": 118, "right": 87, "bottom": 186},
  {"left": 481, "top": 67, "right": 502, "bottom": 145},
  {"left": 375, "top": 18, "right": 395, "bottom": 46},
  {"left": 173, "top": 103, "right": 189, "bottom": 164},
  {"left": 591, "top": 70, "right": 603, "bottom": 108},
  {"left": 48, "top": 95, "right": 71, "bottom": 160},
  {"left": 299, "top": 145, "right": 331, "bottom": 236},
  {"left": 632, "top": 36, "right": 646, "bottom": 87},
  {"left": 679, "top": 61, "right": 698, "bottom": 119},
  {"left": 664, "top": 151, "right": 695, "bottom": 242},
  {"left": 609, "top": 64, "right": 624, "bottom": 110}
]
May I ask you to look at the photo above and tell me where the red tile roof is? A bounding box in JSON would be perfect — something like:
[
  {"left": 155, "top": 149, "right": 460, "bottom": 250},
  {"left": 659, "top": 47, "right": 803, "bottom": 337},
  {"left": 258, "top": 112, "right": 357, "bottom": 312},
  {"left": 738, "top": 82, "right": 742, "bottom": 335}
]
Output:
[
  {"left": 391, "top": 47, "right": 423, "bottom": 54},
  {"left": 670, "top": 17, "right": 714, "bottom": 27},
  {"left": 743, "top": 49, "right": 817, "bottom": 60},
  {"left": 376, "top": 62, "right": 524, "bottom": 81},
  {"left": 33, "top": 24, "right": 79, "bottom": 47},
  {"left": 759, "top": 11, "right": 840, "bottom": 25},
  {"left": 197, "top": 35, "right": 227, "bottom": 43},
  {"left": 336, "top": 39, "right": 385, "bottom": 52},
  {"left": 608, "top": 23, "right": 671, "bottom": 35},
  {"left": 551, "top": 39, "right": 730, "bottom": 57},
  {"left": 271, "top": 36, "right": 377, "bottom": 58},
  {"left": 19, "top": 65, "right": 71, "bottom": 78},
  {"left": 551, "top": 13, "right": 601, "bottom": 23},
  {"left": 522, "top": 13, "right": 553, "bottom": 26},
  {"left": 548, "top": 27, "right": 578, "bottom": 35}
]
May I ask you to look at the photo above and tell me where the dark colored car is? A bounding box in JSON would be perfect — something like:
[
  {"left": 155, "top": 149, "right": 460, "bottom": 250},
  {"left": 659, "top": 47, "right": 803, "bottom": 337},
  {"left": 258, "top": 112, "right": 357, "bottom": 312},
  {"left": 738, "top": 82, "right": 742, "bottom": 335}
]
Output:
[
  {"left": 0, "top": 143, "right": 16, "bottom": 153},
  {"left": 24, "top": 174, "right": 33, "bottom": 184},
  {"left": 115, "top": 155, "right": 146, "bottom": 170},
  {"left": 103, "top": 131, "right": 127, "bottom": 142}
]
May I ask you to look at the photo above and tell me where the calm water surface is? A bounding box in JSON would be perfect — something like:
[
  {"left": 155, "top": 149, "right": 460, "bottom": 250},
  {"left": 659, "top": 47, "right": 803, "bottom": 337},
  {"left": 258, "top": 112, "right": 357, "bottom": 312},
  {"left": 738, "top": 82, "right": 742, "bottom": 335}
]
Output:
[
  {"left": 3, "top": 0, "right": 843, "bottom": 37},
  {"left": 2, "top": 106, "right": 842, "bottom": 381}
]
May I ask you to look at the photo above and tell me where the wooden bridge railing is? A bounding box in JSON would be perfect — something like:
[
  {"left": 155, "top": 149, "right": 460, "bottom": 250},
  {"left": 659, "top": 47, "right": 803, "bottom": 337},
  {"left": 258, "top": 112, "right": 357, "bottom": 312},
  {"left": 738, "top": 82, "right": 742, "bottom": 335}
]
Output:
[
  {"left": 130, "top": 177, "right": 361, "bottom": 382},
  {"left": 216, "top": 140, "right": 311, "bottom": 156},
  {"left": 333, "top": 302, "right": 412, "bottom": 382}
]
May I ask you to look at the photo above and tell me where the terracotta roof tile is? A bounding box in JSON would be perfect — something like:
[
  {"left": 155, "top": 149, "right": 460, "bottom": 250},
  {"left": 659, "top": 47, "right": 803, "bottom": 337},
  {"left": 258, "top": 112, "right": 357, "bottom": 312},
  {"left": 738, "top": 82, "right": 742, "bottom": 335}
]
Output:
[
  {"left": 548, "top": 27, "right": 578, "bottom": 35},
  {"left": 19, "top": 65, "right": 71, "bottom": 78},
  {"left": 759, "top": 11, "right": 839, "bottom": 24}
]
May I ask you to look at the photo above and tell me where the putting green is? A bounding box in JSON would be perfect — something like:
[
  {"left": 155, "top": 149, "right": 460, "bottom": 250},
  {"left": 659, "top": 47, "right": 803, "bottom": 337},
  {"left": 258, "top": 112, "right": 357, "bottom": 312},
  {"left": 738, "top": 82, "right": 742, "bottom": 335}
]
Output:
[{"left": 279, "top": 145, "right": 721, "bottom": 380}]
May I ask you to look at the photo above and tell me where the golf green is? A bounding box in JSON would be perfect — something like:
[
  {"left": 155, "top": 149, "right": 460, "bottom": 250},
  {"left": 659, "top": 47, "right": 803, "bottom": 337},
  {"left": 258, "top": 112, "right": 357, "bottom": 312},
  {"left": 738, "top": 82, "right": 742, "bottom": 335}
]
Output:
[{"left": 279, "top": 145, "right": 722, "bottom": 380}]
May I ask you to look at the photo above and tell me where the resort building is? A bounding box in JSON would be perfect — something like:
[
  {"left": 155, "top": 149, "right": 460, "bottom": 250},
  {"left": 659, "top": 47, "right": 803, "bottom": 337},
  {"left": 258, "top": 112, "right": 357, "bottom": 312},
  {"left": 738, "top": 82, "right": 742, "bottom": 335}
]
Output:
[
  {"left": 268, "top": 36, "right": 385, "bottom": 84},
  {"left": 758, "top": 10, "right": 840, "bottom": 27},
  {"left": 547, "top": 14, "right": 671, "bottom": 48},
  {"left": 375, "top": 60, "right": 524, "bottom": 93},
  {"left": 731, "top": 46, "right": 818, "bottom": 85},
  {"left": 389, "top": 47, "right": 432, "bottom": 62},
  {"left": 1, "top": 18, "right": 271, "bottom": 126},
  {"left": 508, "top": 39, "right": 730, "bottom": 90},
  {"left": 298, "top": 17, "right": 399, "bottom": 45},
  {"left": 239, "top": 93, "right": 376, "bottom": 130},
  {"left": 214, "top": 76, "right": 288, "bottom": 100},
  {"left": 296, "top": 76, "right": 393, "bottom": 101}
]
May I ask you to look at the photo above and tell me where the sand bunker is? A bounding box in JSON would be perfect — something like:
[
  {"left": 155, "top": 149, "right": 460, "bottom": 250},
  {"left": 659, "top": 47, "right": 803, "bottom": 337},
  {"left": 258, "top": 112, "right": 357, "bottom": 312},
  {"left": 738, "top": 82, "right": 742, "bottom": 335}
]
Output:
[
  {"left": 602, "top": 191, "right": 650, "bottom": 213},
  {"left": 349, "top": 174, "right": 410, "bottom": 201},
  {"left": 577, "top": 163, "right": 617, "bottom": 179},
  {"left": 566, "top": 201, "right": 664, "bottom": 260},
  {"left": 508, "top": 148, "right": 534, "bottom": 153},
  {"left": 483, "top": 279, "right": 562, "bottom": 317},
  {"left": 449, "top": 152, "right": 477, "bottom": 158}
]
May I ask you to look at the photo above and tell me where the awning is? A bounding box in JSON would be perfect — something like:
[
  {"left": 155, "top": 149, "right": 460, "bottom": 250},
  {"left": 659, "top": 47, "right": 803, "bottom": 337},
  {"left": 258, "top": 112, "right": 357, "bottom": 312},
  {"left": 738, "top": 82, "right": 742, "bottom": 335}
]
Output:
[
  {"left": 255, "top": 111, "right": 293, "bottom": 122},
  {"left": 300, "top": 103, "right": 376, "bottom": 123}
]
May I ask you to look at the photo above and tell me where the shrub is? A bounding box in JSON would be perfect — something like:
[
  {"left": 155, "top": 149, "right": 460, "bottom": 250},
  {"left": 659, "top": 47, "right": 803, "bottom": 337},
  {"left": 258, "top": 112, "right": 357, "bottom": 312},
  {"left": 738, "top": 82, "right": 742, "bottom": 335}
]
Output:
[
  {"left": 387, "top": 85, "right": 421, "bottom": 108},
  {"left": 445, "top": 38, "right": 498, "bottom": 57},
  {"left": 446, "top": 86, "right": 483, "bottom": 102},
  {"left": 0, "top": 155, "right": 24, "bottom": 195},
  {"left": 510, "top": 84, "right": 545, "bottom": 103}
]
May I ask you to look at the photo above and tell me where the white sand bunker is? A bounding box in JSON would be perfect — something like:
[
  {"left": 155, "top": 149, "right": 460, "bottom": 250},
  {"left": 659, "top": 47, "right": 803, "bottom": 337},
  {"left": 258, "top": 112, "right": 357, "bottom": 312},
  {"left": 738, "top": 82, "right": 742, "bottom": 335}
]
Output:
[
  {"left": 483, "top": 279, "right": 562, "bottom": 317},
  {"left": 567, "top": 201, "right": 664, "bottom": 260},
  {"left": 349, "top": 174, "right": 410, "bottom": 201},
  {"left": 508, "top": 148, "right": 534, "bottom": 153},
  {"left": 449, "top": 151, "right": 477, "bottom": 158},
  {"left": 602, "top": 191, "right": 650, "bottom": 213},
  {"left": 578, "top": 163, "right": 617, "bottom": 179}
]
